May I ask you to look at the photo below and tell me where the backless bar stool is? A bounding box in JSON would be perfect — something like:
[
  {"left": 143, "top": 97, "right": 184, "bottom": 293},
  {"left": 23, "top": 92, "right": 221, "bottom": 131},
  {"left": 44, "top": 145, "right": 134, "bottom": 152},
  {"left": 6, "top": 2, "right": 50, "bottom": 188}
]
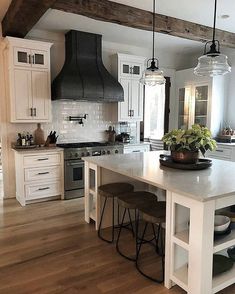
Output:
[
  {"left": 98, "top": 182, "right": 134, "bottom": 243},
  {"left": 116, "top": 191, "right": 158, "bottom": 261},
  {"left": 136, "top": 201, "right": 166, "bottom": 283}
]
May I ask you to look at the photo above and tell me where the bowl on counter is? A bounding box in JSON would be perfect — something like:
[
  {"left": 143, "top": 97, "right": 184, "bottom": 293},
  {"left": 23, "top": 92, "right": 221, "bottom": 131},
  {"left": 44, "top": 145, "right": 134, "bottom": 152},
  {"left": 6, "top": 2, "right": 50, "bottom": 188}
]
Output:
[{"left": 214, "top": 215, "right": 231, "bottom": 232}]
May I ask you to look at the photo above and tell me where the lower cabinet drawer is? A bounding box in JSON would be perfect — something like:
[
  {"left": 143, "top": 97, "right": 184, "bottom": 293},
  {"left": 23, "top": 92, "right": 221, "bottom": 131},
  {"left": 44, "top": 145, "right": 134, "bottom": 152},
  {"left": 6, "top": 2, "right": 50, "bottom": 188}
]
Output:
[
  {"left": 207, "top": 147, "right": 232, "bottom": 160},
  {"left": 23, "top": 153, "right": 61, "bottom": 167},
  {"left": 25, "top": 181, "right": 61, "bottom": 200},
  {"left": 24, "top": 166, "right": 61, "bottom": 182},
  {"left": 124, "top": 146, "right": 150, "bottom": 154}
]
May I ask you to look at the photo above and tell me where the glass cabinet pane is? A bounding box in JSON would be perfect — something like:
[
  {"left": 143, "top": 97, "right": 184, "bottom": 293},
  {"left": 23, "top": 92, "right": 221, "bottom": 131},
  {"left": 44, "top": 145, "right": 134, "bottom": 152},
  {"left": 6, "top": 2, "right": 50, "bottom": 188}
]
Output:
[
  {"left": 178, "top": 88, "right": 189, "bottom": 129},
  {"left": 122, "top": 64, "right": 130, "bottom": 74},
  {"left": 132, "top": 65, "right": 140, "bottom": 75},
  {"left": 17, "top": 51, "right": 28, "bottom": 64},
  {"left": 194, "top": 85, "right": 208, "bottom": 127},
  {"left": 34, "top": 53, "right": 44, "bottom": 65}
]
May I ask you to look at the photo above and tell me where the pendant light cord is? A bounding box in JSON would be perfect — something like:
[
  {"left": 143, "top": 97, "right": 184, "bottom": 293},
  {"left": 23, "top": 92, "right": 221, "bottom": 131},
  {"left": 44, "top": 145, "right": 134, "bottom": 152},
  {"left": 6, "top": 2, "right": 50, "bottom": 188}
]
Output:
[
  {"left": 152, "top": 0, "right": 156, "bottom": 60},
  {"left": 212, "top": 0, "right": 217, "bottom": 43}
]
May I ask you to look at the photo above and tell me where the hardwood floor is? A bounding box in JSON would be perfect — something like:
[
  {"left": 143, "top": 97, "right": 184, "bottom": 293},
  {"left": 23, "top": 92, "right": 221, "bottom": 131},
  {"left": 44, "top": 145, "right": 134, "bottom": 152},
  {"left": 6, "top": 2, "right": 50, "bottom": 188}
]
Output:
[{"left": 0, "top": 199, "right": 234, "bottom": 294}]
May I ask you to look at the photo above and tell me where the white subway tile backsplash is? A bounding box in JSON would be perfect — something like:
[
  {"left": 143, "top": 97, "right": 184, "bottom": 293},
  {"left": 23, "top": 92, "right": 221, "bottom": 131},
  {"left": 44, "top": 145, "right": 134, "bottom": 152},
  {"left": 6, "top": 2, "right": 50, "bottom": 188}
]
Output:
[{"left": 41, "top": 100, "right": 138, "bottom": 143}]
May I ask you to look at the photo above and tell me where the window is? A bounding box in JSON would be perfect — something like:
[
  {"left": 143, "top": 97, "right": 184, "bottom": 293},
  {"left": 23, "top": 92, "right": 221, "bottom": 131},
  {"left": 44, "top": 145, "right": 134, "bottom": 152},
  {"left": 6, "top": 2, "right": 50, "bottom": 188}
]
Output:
[{"left": 144, "top": 84, "right": 166, "bottom": 140}]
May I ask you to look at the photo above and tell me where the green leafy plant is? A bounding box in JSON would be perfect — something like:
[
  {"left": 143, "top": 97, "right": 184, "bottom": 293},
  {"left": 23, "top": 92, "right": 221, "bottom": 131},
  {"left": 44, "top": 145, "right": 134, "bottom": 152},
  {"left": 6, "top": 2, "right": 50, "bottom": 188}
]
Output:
[{"left": 162, "top": 124, "right": 217, "bottom": 156}]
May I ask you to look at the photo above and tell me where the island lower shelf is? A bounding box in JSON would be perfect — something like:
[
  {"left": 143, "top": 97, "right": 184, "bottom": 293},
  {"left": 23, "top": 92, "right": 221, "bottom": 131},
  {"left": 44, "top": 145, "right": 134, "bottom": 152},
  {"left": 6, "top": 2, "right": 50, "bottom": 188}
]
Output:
[{"left": 173, "top": 263, "right": 235, "bottom": 294}]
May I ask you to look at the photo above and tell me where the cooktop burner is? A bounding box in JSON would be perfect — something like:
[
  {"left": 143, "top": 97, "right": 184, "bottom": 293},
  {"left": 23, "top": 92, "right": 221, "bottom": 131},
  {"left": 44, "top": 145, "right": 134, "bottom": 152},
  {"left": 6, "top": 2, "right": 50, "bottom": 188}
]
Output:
[{"left": 57, "top": 142, "right": 112, "bottom": 148}]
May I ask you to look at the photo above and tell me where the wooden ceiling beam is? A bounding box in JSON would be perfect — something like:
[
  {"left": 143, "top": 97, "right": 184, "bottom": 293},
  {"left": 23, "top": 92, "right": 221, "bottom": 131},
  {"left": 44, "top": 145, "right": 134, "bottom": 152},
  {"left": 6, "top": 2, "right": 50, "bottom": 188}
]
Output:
[
  {"left": 2, "top": 0, "right": 57, "bottom": 38},
  {"left": 52, "top": 0, "right": 235, "bottom": 49},
  {"left": 2, "top": 0, "right": 235, "bottom": 49}
]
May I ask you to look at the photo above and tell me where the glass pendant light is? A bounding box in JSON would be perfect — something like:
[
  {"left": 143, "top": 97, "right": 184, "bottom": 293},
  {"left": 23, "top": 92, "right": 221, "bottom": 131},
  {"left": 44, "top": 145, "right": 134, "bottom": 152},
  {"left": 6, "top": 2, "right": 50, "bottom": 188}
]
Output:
[
  {"left": 140, "top": 0, "right": 165, "bottom": 86},
  {"left": 194, "top": 0, "right": 231, "bottom": 77}
]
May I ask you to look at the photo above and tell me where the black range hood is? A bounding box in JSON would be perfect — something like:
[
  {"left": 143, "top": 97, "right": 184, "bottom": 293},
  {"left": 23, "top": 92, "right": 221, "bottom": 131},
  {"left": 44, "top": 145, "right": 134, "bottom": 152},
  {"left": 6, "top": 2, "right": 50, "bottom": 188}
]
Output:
[{"left": 52, "top": 30, "right": 124, "bottom": 102}]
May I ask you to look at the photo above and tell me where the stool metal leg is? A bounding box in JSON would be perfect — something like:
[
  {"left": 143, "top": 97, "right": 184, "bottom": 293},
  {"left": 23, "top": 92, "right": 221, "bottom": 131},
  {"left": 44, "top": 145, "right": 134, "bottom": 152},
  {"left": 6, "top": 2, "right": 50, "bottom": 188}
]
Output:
[
  {"left": 127, "top": 208, "right": 135, "bottom": 237},
  {"left": 98, "top": 196, "right": 115, "bottom": 243},
  {"left": 116, "top": 208, "right": 136, "bottom": 262},
  {"left": 136, "top": 221, "right": 164, "bottom": 283}
]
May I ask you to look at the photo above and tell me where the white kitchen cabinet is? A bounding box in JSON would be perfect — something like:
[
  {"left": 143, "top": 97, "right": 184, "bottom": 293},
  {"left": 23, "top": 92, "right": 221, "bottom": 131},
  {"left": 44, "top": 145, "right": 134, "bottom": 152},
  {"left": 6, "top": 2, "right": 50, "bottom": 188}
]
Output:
[
  {"left": 3, "top": 37, "right": 52, "bottom": 123},
  {"left": 206, "top": 143, "right": 235, "bottom": 161},
  {"left": 13, "top": 148, "right": 64, "bottom": 206},
  {"left": 123, "top": 143, "right": 150, "bottom": 154},
  {"left": 112, "top": 53, "right": 145, "bottom": 122},
  {"left": 176, "top": 68, "right": 226, "bottom": 137}
]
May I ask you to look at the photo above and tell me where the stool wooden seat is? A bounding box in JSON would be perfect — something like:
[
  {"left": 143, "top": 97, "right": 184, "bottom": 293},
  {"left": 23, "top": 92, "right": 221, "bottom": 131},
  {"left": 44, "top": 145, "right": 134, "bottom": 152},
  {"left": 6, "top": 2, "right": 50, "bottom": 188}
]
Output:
[
  {"left": 116, "top": 191, "right": 158, "bottom": 261},
  {"left": 98, "top": 182, "right": 134, "bottom": 243},
  {"left": 140, "top": 202, "right": 166, "bottom": 224},
  {"left": 136, "top": 201, "right": 166, "bottom": 283},
  {"left": 117, "top": 191, "right": 158, "bottom": 209},
  {"left": 98, "top": 183, "right": 134, "bottom": 198}
]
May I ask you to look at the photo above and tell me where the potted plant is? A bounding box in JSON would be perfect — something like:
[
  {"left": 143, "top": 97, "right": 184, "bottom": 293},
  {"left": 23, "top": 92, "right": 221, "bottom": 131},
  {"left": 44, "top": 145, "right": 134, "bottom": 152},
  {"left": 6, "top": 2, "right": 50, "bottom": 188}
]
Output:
[{"left": 162, "top": 124, "right": 217, "bottom": 164}]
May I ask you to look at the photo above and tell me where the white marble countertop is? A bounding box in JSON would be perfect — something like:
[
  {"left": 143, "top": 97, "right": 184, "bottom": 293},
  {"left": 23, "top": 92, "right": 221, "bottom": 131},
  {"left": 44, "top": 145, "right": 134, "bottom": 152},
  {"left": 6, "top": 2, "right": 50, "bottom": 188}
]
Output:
[
  {"left": 83, "top": 151, "right": 235, "bottom": 202},
  {"left": 216, "top": 142, "right": 235, "bottom": 146},
  {"left": 12, "top": 147, "right": 63, "bottom": 153}
]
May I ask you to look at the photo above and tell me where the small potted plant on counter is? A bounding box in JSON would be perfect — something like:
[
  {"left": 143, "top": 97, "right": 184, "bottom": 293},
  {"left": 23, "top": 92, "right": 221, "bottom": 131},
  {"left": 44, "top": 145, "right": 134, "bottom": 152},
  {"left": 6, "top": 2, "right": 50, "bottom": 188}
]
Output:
[{"left": 162, "top": 124, "right": 217, "bottom": 163}]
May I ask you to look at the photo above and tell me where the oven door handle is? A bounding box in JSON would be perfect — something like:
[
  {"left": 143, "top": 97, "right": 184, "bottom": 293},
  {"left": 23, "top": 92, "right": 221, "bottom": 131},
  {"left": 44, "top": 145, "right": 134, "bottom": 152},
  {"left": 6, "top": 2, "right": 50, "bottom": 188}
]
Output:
[{"left": 66, "top": 162, "right": 83, "bottom": 166}]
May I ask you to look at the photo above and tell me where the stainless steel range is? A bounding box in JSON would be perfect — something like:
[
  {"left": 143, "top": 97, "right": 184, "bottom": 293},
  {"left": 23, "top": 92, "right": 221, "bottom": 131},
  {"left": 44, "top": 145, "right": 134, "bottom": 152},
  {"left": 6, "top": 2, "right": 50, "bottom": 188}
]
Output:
[{"left": 57, "top": 142, "right": 123, "bottom": 199}]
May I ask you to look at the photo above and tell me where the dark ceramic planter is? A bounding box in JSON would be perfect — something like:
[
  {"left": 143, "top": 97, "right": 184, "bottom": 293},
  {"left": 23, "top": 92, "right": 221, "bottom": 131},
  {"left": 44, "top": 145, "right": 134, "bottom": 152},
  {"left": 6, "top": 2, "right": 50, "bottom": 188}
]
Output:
[{"left": 171, "top": 150, "right": 199, "bottom": 164}]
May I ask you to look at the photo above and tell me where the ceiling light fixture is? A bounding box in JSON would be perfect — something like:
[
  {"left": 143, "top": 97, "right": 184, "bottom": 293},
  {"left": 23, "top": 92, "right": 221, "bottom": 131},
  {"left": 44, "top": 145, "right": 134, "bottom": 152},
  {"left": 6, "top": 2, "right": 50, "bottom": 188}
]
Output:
[
  {"left": 140, "top": 0, "right": 165, "bottom": 86},
  {"left": 194, "top": 0, "right": 231, "bottom": 77}
]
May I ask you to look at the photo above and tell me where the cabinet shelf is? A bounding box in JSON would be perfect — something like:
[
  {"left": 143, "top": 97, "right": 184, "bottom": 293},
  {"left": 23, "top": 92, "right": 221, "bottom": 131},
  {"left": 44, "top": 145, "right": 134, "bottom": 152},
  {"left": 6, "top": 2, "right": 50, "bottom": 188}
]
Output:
[
  {"left": 172, "top": 264, "right": 188, "bottom": 292},
  {"left": 89, "top": 188, "right": 96, "bottom": 195},
  {"left": 174, "top": 228, "right": 235, "bottom": 254},
  {"left": 195, "top": 99, "right": 208, "bottom": 102},
  {"left": 172, "top": 262, "right": 235, "bottom": 294},
  {"left": 214, "top": 229, "right": 235, "bottom": 253},
  {"left": 212, "top": 263, "right": 235, "bottom": 293},
  {"left": 173, "top": 230, "right": 189, "bottom": 250}
]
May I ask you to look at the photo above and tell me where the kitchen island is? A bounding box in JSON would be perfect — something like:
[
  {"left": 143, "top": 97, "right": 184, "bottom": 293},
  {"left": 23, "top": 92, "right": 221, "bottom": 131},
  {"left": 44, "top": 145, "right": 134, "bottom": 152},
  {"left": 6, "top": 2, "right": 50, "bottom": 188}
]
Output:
[{"left": 83, "top": 151, "right": 235, "bottom": 294}]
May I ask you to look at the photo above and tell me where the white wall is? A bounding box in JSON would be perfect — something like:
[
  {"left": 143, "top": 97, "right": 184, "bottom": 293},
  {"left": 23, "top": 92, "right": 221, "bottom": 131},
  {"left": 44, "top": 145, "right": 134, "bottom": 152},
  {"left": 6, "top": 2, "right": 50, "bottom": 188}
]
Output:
[{"left": 222, "top": 47, "right": 235, "bottom": 128}]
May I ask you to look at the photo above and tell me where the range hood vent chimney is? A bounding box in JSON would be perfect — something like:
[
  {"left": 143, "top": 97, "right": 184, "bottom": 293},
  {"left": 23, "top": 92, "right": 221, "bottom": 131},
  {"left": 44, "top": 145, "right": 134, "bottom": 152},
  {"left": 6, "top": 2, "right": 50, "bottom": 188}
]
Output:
[{"left": 52, "top": 30, "right": 124, "bottom": 102}]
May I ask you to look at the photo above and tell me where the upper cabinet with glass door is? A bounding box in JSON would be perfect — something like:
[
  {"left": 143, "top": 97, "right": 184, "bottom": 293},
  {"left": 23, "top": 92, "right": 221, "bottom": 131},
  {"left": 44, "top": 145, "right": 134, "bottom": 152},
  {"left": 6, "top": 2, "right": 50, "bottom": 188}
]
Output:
[
  {"left": 176, "top": 68, "right": 226, "bottom": 138},
  {"left": 194, "top": 85, "right": 209, "bottom": 126},
  {"left": 120, "top": 60, "right": 143, "bottom": 79},
  {"left": 14, "top": 47, "right": 49, "bottom": 69},
  {"left": 111, "top": 53, "right": 145, "bottom": 122},
  {"left": 3, "top": 37, "right": 52, "bottom": 123}
]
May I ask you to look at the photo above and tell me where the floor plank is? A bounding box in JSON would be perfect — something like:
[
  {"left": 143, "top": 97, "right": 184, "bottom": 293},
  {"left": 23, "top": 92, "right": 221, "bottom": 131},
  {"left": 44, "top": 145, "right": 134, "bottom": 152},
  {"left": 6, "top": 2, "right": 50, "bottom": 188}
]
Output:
[{"left": 0, "top": 198, "right": 234, "bottom": 293}]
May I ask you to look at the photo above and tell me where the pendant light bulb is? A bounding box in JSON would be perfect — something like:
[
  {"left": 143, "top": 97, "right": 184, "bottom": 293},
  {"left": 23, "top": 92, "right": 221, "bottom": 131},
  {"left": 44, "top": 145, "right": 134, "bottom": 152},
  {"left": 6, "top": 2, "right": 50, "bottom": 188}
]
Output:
[
  {"left": 194, "top": 0, "right": 231, "bottom": 77},
  {"left": 140, "top": 0, "right": 165, "bottom": 86}
]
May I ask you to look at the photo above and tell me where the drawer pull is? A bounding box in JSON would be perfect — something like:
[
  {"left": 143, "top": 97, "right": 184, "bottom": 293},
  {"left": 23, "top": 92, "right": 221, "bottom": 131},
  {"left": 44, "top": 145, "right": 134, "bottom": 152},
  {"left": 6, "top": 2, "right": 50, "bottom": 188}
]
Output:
[
  {"left": 133, "top": 150, "right": 140, "bottom": 152},
  {"left": 38, "top": 187, "right": 50, "bottom": 191},
  {"left": 37, "top": 172, "right": 49, "bottom": 175},
  {"left": 215, "top": 150, "right": 224, "bottom": 153},
  {"left": 37, "top": 158, "right": 49, "bottom": 161}
]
